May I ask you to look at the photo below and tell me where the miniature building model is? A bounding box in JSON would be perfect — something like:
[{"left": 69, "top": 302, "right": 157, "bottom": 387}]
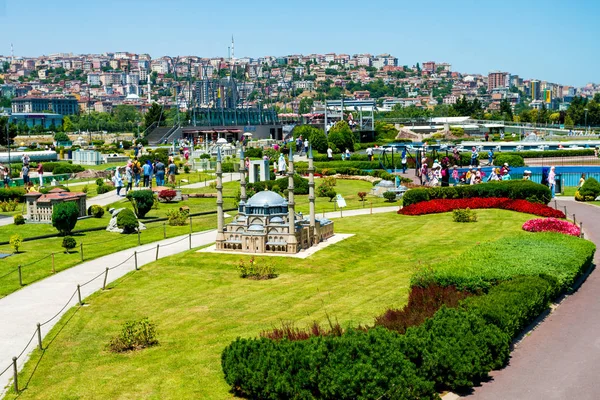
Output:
[
  {"left": 215, "top": 146, "right": 334, "bottom": 254},
  {"left": 24, "top": 188, "right": 87, "bottom": 223}
]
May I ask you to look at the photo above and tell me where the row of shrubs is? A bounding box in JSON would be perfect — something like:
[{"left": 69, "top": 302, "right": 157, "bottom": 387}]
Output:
[
  {"left": 246, "top": 174, "right": 309, "bottom": 195},
  {"left": 221, "top": 233, "right": 596, "bottom": 398},
  {"left": 0, "top": 187, "right": 26, "bottom": 202},
  {"left": 402, "top": 180, "right": 552, "bottom": 207}
]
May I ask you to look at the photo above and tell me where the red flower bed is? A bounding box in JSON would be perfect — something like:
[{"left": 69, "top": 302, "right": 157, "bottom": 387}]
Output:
[
  {"left": 523, "top": 218, "right": 580, "bottom": 236},
  {"left": 399, "top": 197, "right": 565, "bottom": 218}
]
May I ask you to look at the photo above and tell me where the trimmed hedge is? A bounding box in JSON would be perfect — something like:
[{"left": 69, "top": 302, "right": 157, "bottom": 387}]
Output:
[
  {"left": 462, "top": 276, "right": 558, "bottom": 340},
  {"left": 411, "top": 232, "right": 596, "bottom": 292},
  {"left": 494, "top": 154, "right": 524, "bottom": 167},
  {"left": 0, "top": 188, "right": 26, "bottom": 202},
  {"left": 503, "top": 149, "right": 595, "bottom": 159},
  {"left": 247, "top": 174, "right": 309, "bottom": 195},
  {"left": 402, "top": 180, "right": 551, "bottom": 207}
]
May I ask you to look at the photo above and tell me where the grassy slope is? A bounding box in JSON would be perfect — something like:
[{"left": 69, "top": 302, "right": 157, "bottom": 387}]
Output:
[{"left": 6, "top": 210, "right": 531, "bottom": 399}]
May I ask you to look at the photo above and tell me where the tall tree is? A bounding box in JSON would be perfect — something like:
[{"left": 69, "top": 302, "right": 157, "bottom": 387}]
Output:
[{"left": 143, "top": 103, "right": 165, "bottom": 129}]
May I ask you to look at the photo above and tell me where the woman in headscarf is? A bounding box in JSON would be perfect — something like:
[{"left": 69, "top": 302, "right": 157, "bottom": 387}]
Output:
[
  {"left": 113, "top": 166, "right": 124, "bottom": 196},
  {"left": 278, "top": 153, "right": 287, "bottom": 176}
]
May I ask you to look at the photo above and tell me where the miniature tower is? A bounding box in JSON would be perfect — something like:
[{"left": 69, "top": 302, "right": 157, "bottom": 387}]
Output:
[
  {"left": 239, "top": 146, "right": 247, "bottom": 203},
  {"left": 216, "top": 147, "right": 225, "bottom": 247},
  {"left": 287, "top": 146, "right": 298, "bottom": 251},
  {"left": 308, "top": 143, "right": 316, "bottom": 238}
]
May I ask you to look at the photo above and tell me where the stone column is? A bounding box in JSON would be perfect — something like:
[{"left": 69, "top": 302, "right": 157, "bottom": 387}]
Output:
[
  {"left": 239, "top": 146, "right": 247, "bottom": 203},
  {"left": 287, "top": 146, "right": 298, "bottom": 251},
  {"left": 308, "top": 144, "right": 316, "bottom": 243},
  {"left": 216, "top": 147, "right": 225, "bottom": 246}
]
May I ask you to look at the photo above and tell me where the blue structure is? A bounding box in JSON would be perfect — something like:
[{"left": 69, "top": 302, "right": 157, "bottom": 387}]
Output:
[{"left": 8, "top": 113, "right": 64, "bottom": 129}]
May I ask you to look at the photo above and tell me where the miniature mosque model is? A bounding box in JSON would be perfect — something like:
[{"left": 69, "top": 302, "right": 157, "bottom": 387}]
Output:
[{"left": 215, "top": 146, "right": 334, "bottom": 254}]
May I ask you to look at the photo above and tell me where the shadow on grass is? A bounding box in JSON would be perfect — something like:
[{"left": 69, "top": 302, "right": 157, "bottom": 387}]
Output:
[{"left": 16, "top": 306, "right": 81, "bottom": 395}]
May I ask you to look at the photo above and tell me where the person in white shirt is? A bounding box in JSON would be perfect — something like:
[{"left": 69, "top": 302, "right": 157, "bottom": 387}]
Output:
[
  {"left": 366, "top": 147, "right": 373, "bottom": 161},
  {"left": 327, "top": 147, "right": 333, "bottom": 161}
]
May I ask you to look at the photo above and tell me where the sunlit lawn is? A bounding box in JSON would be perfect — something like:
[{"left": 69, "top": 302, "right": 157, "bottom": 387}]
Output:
[
  {"left": 7, "top": 209, "right": 532, "bottom": 399},
  {"left": 0, "top": 197, "right": 236, "bottom": 298}
]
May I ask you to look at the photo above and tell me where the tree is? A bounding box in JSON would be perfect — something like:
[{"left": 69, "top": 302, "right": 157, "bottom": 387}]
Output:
[
  {"left": 63, "top": 116, "right": 74, "bottom": 132},
  {"left": 54, "top": 132, "right": 70, "bottom": 142},
  {"left": 499, "top": 99, "right": 513, "bottom": 121},
  {"left": 52, "top": 202, "right": 80, "bottom": 235},
  {"left": 113, "top": 105, "right": 141, "bottom": 126},
  {"left": 298, "top": 97, "right": 314, "bottom": 114},
  {"left": 144, "top": 102, "right": 164, "bottom": 129},
  {"left": 0, "top": 117, "right": 17, "bottom": 146},
  {"left": 374, "top": 121, "right": 398, "bottom": 141},
  {"left": 327, "top": 121, "right": 355, "bottom": 152},
  {"left": 292, "top": 125, "right": 328, "bottom": 153}
]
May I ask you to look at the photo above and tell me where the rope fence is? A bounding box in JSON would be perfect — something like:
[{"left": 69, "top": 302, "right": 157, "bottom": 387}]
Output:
[
  {"left": 0, "top": 222, "right": 213, "bottom": 393},
  {"left": 552, "top": 199, "right": 585, "bottom": 239},
  {"left": 0, "top": 215, "right": 217, "bottom": 292}
]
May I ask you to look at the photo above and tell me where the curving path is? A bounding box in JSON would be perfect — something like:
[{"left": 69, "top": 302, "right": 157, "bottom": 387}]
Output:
[
  {"left": 462, "top": 199, "right": 600, "bottom": 400},
  {"left": 0, "top": 206, "right": 398, "bottom": 394}
]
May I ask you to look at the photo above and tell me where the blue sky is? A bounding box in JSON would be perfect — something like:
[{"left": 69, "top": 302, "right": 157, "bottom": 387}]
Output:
[{"left": 0, "top": 0, "right": 598, "bottom": 86}]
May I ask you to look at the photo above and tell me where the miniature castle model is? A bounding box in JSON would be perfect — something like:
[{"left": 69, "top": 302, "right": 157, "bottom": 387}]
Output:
[
  {"left": 215, "top": 145, "right": 334, "bottom": 254},
  {"left": 24, "top": 188, "right": 87, "bottom": 223}
]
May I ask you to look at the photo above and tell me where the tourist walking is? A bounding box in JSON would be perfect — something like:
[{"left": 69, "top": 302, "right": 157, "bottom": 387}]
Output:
[
  {"left": 327, "top": 146, "right": 333, "bottom": 161},
  {"left": 113, "top": 167, "right": 124, "bottom": 196},
  {"left": 0, "top": 164, "right": 7, "bottom": 188},
  {"left": 21, "top": 164, "right": 30, "bottom": 187},
  {"left": 155, "top": 159, "right": 166, "bottom": 186},
  {"left": 143, "top": 160, "right": 153, "bottom": 188},
  {"left": 132, "top": 158, "right": 141, "bottom": 187},
  {"left": 278, "top": 153, "right": 287, "bottom": 176},
  {"left": 125, "top": 163, "right": 133, "bottom": 193},
  {"left": 366, "top": 146, "right": 373, "bottom": 161},
  {"left": 37, "top": 162, "right": 44, "bottom": 187},
  {"left": 168, "top": 159, "right": 177, "bottom": 185},
  {"left": 470, "top": 147, "right": 479, "bottom": 167},
  {"left": 401, "top": 148, "right": 407, "bottom": 173},
  {"left": 304, "top": 139, "right": 309, "bottom": 155},
  {"left": 451, "top": 165, "right": 459, "bottom": 186},
  {"left": 548, "top": 166, "right": 557, "bottom": 198}
]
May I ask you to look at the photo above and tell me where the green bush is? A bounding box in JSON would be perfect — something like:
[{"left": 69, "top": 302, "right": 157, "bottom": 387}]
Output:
[
  {"left": 109, "top": 318, "right": 158, "bottom": 353},
  {"left": 51, "top": 201, "right": 80, "bottom": 235},
  {"left": 0, "top": 199, "right": 19, "bottom": 212},
  {"left": 116, "top": 209, "right": 139, "bottom": 233},
  {"left": 61, "top": 236, "right": 77, "bottom": 253},
  {"left": 10, "top": 234, "right": 22, "bottom": 253},
  {"left": 292, "top": 125, "right": 329, "bottom": 153},
  {"left": 126, "top": 190, "right": 155, "bottom": 218},
  {"left": 452, "top": 208, "right": 477, "bottom": 222},
  {"left": 54, "top": 132, "right": 70, "bottom": 142},
  {"left": 411, "top": 232, "right": 596, "bottom": 292},
  {"left": 494, "top": 154, "right": 524, "bottom": 167},
  {"left": 403, "top": 307, "right": 510, "bottom": 390},
  {"left": 0, "top": 188, "right": 26, "bottom": 202},
  {"left": 87, "top": 205, "right": 105, "bottom": 218},
  {"left": 166, "top": 209, "right": 187, "bottom": 226},
  {"left": 502, "top": 149, "right": 594, "bottom": 159},
  {"left": 13, "top": 214, "right": 25, "bottom": 225},
  {"left": 244, "top": 147, "right": 263, "bottom": 158},
  {"left": 383, "top": 191, "right": 397, "bottom": 202},
  {"left": 97, "top": 183, "right": 115, "bottom": 195},
  {"left": 247, "top": 174, "right": 309, "bottom": 195},
  {"left": 222, "top": 328, "right": 435, "bottom": 399},
  {"left": 30, "top": 162, "right": 84, "bottom": 174},
  {"left": 402, "top": 180, "right": 552, "bottom": 207},
  {"left": 577, "top": 177, "right": 600, "bottom": 201},
  {"left": 462, "top": 276, "right": 558, "bottom": 339}
]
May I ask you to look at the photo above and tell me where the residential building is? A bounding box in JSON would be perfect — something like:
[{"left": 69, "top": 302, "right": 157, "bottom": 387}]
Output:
[
  {"left": 423, "top": 61, "right": 436, "bottom": 73},
  {"left": 87, "top": 73, "right": 101, "bottom": 86},
  {"left": 488, "top": 71, "right": 509, "bottom": 92},
  {"left": 530, "top": 80, "right": 541, "bottom": 100}
]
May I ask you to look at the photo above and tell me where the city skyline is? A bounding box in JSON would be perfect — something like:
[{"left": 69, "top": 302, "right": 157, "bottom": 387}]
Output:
[{"left": 1, "top": 0, "right": 599, "bottom": 87}]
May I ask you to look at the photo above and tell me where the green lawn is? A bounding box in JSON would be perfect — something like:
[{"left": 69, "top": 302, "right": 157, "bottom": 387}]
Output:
[
  {"left": 6, "top": 209, "right": 532, "bottom": 399},
  {"left": 183, "top": 178, "right": 398, "bottom": 214},
  {"left": 0, "top": 197, "right": 236, "bottom": 298}
]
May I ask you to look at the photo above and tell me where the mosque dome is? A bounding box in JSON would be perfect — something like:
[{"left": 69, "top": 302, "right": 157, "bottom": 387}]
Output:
[{"left": 246, "top": 190, "right": 287, "bottom": 207}]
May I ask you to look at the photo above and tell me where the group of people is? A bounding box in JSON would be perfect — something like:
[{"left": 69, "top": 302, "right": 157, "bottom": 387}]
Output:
[
  {"left": 110, "top": 156, "right": 178, "bottom": 197},
  {"left": 420, "top": 157, "right": 514, "bottom": 187},
  {"left": 0, "top": 155, "right": 46, "bottom": 190}
]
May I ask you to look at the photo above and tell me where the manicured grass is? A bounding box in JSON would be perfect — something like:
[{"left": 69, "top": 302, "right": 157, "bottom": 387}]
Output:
[
  {"left": 7, "top": 209, "right": 532, "bottom": 399},
  {"left": 561, "top": 186, "right": 578, "bottom": 196},
  {"left": 183, "top": 178, "right": 398, "bottom": 213},
  {"left": 0, "top": 197, "right": 236, "bottom": 298}
]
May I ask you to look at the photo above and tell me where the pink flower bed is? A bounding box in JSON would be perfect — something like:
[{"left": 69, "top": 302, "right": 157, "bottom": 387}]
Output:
[{"left": 522, "top": 218, "right": 581, "bottom": 237}]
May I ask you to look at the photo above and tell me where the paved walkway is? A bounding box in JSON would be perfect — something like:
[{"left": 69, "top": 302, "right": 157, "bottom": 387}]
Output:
[
  {"left": 462, "top": 199, "right": 600, "bottom": 400},
  {"left": 0, "top": 206, "right": 397, "bottom": 393}
]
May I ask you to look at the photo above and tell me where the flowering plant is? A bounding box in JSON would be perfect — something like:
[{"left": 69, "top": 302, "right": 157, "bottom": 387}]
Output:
[
  {"left": 522, "top": 218, "right": 581, "bottom": 237},
  {"left": 399, "top": 197, "right": 565, "bottom": 218}
]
